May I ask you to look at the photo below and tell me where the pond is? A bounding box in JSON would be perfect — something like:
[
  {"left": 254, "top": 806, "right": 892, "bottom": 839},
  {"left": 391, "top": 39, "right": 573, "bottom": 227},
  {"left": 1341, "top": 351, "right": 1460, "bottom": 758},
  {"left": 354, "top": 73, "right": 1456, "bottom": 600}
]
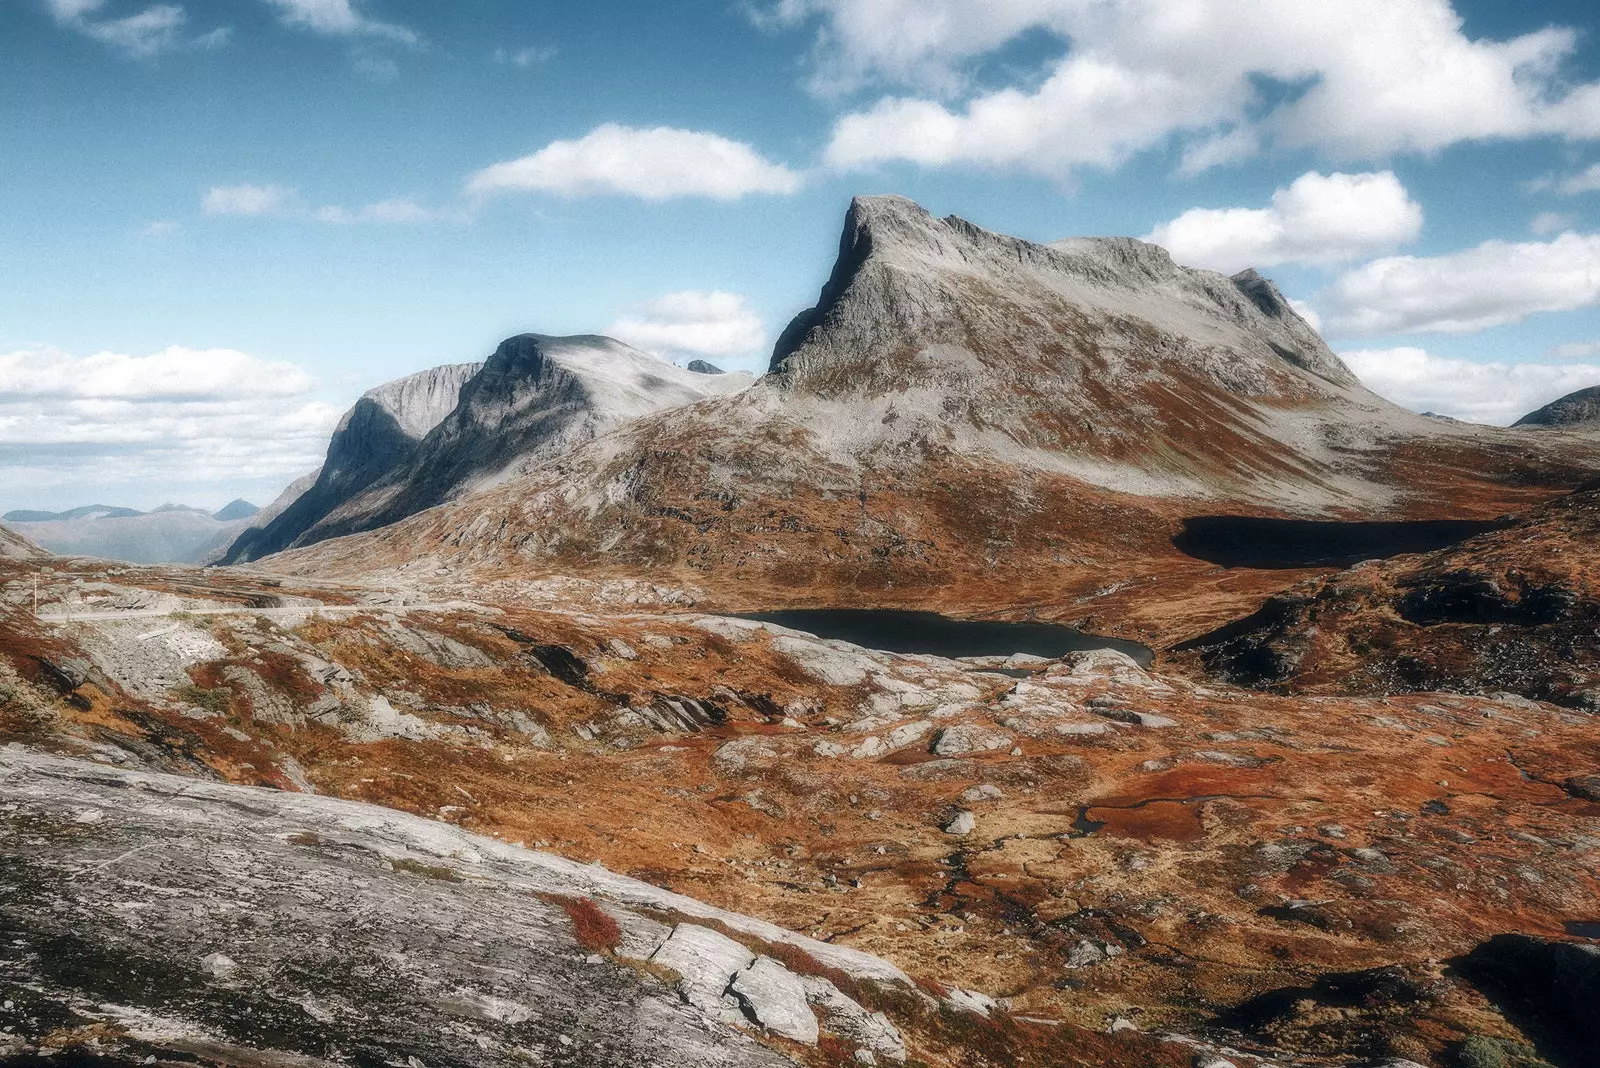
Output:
[
  {"left": 734, "top": 608, "right": 1153, "bottom": 668},
  {"left": 1173, "top": 515, "right": 1509, "bottom": 569}
]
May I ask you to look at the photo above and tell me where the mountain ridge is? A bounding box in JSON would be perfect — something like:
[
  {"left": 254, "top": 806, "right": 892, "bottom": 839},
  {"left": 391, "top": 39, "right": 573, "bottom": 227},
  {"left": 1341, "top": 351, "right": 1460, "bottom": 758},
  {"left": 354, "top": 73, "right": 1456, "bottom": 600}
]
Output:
[{"left": 257, "top": 195, "right": 1600, "bottom": 642}]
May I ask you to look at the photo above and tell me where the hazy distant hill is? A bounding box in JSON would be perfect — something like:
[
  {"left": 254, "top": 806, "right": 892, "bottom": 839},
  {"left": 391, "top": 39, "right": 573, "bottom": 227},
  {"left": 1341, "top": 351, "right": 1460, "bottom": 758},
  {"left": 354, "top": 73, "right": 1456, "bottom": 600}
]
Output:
[{"left": 1, "top": 501, "right": 258, "bottom": 565}]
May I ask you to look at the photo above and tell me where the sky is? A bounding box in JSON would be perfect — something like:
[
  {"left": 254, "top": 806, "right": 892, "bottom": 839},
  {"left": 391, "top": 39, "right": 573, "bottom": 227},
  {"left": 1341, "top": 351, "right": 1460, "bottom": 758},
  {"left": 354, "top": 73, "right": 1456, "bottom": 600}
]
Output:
[{"left": 5, "top": 0, "right": 1600, "bottom": 511}]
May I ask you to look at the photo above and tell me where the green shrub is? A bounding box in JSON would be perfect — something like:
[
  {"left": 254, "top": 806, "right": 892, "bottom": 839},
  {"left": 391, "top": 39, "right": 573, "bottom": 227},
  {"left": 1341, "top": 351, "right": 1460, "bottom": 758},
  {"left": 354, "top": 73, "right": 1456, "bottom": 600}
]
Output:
[{"left": 171, "top": 684, "right": 230, "bottom": 713}]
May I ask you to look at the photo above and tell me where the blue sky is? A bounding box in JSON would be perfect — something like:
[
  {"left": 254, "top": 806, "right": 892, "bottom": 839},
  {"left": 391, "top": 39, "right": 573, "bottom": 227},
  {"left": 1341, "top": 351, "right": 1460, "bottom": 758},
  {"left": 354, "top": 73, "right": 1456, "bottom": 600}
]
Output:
[{"left": 5, "top": 0, "right": 1600, "bottom": 510}]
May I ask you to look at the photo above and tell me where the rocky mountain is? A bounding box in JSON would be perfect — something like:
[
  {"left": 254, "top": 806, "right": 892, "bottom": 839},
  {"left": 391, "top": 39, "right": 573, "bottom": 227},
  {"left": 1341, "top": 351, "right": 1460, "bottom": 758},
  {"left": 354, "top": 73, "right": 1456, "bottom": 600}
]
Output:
[
  {"left": 1515, "top": 384, "right": 1600, "bottom": 428},
  {"left": 1177, "top": 480, "right": 1600, "bottom": 710},
  {"left": 2, "top": 502, "right": 259, "bottom": 565},
  {"left": 264, "top": 196, "right": 1599, "bottom": 645},
  {"left": 222, "top": 340, "right": 751, "bottom": 565},
  {"left": 218, "top": 362, "right": 482, "bottom": 564}
]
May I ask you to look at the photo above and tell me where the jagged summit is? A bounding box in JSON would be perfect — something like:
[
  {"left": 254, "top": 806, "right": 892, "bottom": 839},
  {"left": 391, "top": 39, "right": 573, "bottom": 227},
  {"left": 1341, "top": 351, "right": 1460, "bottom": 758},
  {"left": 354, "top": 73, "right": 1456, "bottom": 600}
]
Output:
[
  {"left": 225, "top": 334, "right": 751, "bottom": 563},
  {"left": 1515, "top": 384, "right": 1600, "bottom": 427},
  {"left": 770, "top": 194, "right": 1355, "bottom": 393}
]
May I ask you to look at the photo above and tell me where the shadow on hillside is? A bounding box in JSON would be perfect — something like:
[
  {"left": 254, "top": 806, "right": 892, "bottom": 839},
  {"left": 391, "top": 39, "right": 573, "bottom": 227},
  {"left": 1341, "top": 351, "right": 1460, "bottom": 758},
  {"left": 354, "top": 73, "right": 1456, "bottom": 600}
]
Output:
[{"left": 1174, "top": 515, "right": 1510, "bottom": 569}]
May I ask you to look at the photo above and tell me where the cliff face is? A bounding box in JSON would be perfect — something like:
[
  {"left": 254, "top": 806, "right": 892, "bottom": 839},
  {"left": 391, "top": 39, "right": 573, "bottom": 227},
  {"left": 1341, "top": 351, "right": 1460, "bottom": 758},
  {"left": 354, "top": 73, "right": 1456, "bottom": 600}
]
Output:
[{"left": 218, "top": 362, "right": 481, "bottom": 564}]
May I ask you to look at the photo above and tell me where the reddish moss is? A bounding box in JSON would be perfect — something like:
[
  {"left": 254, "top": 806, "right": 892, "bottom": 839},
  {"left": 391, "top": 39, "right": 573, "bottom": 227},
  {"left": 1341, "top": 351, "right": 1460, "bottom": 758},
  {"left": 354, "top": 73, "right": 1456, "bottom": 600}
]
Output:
[{"left": 541, "top": 893, "right": 622, "bottom": 953}]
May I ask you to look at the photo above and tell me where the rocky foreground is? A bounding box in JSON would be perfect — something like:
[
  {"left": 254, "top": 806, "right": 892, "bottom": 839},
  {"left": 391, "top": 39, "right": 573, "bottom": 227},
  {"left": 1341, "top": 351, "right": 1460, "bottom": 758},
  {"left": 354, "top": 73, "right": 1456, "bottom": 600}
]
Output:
[{"left": 2, "top": 554, "right": 1597, "bottom": 1067}]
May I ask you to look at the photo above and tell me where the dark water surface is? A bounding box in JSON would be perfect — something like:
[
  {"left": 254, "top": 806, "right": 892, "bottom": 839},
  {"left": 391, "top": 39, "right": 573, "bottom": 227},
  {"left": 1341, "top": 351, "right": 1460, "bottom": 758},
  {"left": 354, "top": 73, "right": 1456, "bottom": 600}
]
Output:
[
  {"left": 1174, "top": 515, "right": 1511, "bottom": 569},
  {"left": 735, "top": 609, "right": 1154, "bottom": 667}
]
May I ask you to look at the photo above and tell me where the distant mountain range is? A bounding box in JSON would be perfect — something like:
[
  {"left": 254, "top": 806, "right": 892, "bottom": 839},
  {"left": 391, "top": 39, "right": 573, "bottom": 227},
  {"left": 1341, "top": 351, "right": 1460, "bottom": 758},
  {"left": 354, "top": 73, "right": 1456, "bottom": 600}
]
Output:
[{"left": 0, "top": 500, "right": 258, "bottom": 565}]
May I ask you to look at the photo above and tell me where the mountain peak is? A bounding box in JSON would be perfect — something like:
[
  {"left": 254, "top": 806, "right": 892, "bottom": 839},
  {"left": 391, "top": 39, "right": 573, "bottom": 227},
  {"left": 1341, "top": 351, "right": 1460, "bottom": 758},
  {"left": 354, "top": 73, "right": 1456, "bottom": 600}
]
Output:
[
  {"left": 212, "top": 499, "right": 259, "bottom": 522},
  {"left": 1514, "top": 384, "right": 1600, "bottom": 428},
  {"left": 771, "top": 193, "right": 1355, "bottom": 391}
]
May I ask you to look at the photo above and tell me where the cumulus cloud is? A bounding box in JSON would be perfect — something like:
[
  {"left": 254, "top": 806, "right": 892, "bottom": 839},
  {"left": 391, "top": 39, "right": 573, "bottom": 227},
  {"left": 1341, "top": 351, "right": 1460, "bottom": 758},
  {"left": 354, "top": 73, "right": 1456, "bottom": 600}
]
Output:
[
  {"left": 1145, "top": 171, "right": 1422, "bottom": 273},
  {"left": 607, "top": 292, "right": 768, "bottom": 365},
  {"left": 776, "top": 0, "right": 1600, "bottom": 179},
  {"left": 1322, "top": 232, "right": 1600, "bottom": 336},
  {"left": 1343, "top": 346, "right": 1600, "bottom": 425},
  {"left": 260, "top": 0, "right": 416, "bottom": 45},
  {"left": 203, "top": 184, "right": 294, "bottom": 217},
  {"left": 466, "top": 125, "right": 803, "bottom": 201},
  {"left": 0, "top": 345, "right": 340, "bottom": 498},
  {"left": 44, "top": 0, "right": 223, "bottom": 57}
]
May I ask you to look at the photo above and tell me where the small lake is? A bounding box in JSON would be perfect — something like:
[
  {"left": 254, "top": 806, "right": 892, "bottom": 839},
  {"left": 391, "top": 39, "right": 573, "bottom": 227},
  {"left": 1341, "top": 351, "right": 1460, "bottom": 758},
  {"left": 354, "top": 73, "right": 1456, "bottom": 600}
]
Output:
[
  {"left": 1174, "top": 515, "right": 1509, "bottom": 569},
  {"left": 734, "top": 609, "right": 1153, "bottom": 668}
]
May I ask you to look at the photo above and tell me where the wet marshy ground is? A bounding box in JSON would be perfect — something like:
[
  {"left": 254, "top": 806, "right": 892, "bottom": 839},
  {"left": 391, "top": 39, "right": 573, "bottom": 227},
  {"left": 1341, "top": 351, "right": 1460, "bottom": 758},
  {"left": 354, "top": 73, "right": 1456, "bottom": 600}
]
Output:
[
  {"left": 1173, "top": 515, "right": 1509, "bottom": 569},
  {"left": 734, "top": 609, "right": 1154, "bottom": 667}
]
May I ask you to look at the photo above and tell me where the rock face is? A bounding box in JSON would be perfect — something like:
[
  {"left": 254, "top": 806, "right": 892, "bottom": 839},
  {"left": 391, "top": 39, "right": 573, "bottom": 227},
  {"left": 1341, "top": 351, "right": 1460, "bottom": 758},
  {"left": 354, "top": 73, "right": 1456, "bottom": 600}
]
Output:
[
  {"left": 1514, "top": 384, "right": 1600, "bottom": 427},
  {"left": 261, "top": 196, "right": 1598, "bottom": 629},
  {"left": 220, "top": 362, "right": 481, "bottom": 564},
  {"left": 0, "top": 746, "right": 909, "bottom": 1067},
  {"left": 1178, "top": 483, "right": 1600, "bottom": 708}
]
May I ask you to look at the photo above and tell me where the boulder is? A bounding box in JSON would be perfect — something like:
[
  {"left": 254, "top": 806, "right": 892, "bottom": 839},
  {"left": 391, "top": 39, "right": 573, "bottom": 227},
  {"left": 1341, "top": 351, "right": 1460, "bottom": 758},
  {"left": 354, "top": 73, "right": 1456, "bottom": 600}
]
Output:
[{"left": 730, "top": 957, "right": 818, "bottom": 1043}]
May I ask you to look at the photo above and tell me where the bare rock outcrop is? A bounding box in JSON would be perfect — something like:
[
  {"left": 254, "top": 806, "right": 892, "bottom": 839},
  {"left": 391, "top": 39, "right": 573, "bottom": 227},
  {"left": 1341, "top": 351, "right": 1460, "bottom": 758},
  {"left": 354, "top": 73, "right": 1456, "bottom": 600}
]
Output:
[{"left": 0, "top": 746, "right": 920, "bottom": 1066}]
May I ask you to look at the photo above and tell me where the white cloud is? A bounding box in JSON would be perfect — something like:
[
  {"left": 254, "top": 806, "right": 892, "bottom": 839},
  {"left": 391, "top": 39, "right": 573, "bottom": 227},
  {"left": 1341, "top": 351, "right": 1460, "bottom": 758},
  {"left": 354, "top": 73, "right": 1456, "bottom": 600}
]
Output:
[
  {"left": 607, "top": 291, "right": 768, "bottom": 364},
  {"left": 1556, "top": 162, "right": 1600, "bottom": 195},
  {"left": 779, "top": 1, "right": 1600, "bottom": 179},
  {"left": 44, "top": 0, "right": 219, "bottom": 57},
  {"left": 0, "top": 345, "right": 340, "bottom": 495},
  {"left": 1145, "top": 171, "right": 1422, "bottom": 273},
  {"left": 260, "top": 0, "right": 416, "bottom": 45},
  {"left": 466, "top": 124, "right": 803, "bottom": 201},
  {"left": 314, "top": 196, "right": 437, "bottom": 224},
  {"left": 203, "top": 186, "right": 443, "bottom": 223},
  {"left": 1531, "top": 211, "right": 1578, "bottom": 236},
  {"left": 203, "top": 184, "right": 294, "bottom": 217},
  {"left": 1322, "top": 232, "right": 1600, "bottom": 336},
  {"left": 1343, "top": 346, "right": 1600, "bottom": 425},
  {"left": 494, "top": 45, "right": 556, "bottom": 68},
  {"left": 140, "top": 219, "right": 181, "bottom": 237}
]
